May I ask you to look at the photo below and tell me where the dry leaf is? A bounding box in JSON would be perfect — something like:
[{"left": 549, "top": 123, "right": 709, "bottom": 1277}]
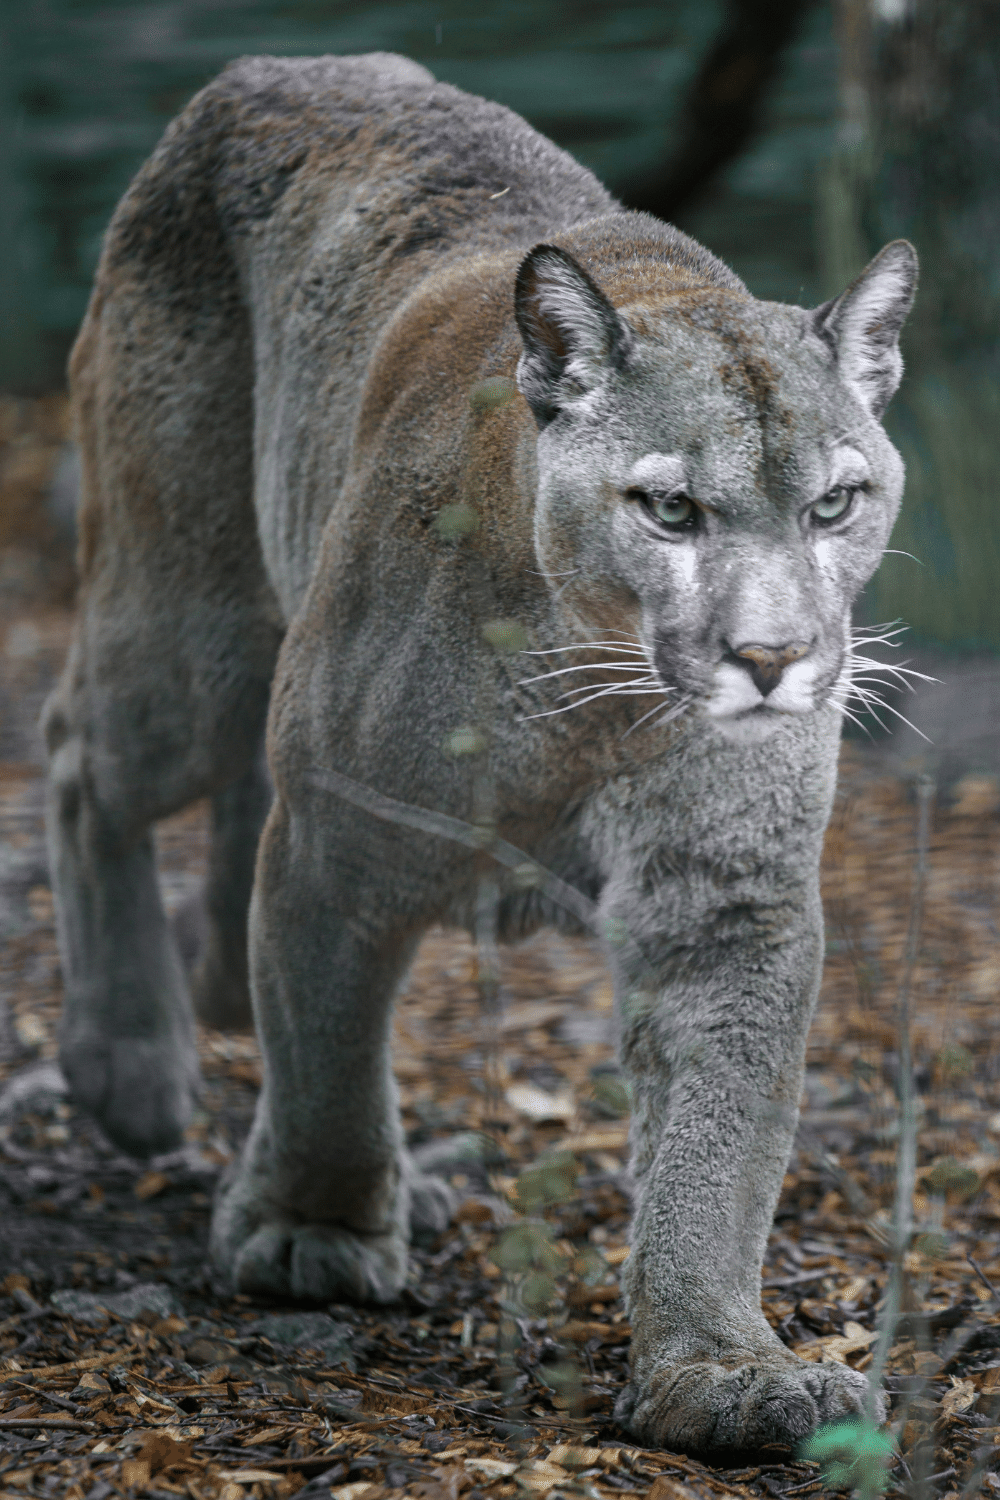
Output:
[
  {"left": 505, "top": 1084, "right": 574, "bottom": 1123},
  {"left": 134, "top": 1170, "right": 170, "bottom": 1201},
  {"left": 219, "top": 1468, "right": 286, "bottom": 1483},
  {"left": 565, "top": 1128, "right": 629, "bottom": 1153},
  {"left": 561, "top": 1319, "right": 630, "bottom": 1345},
  {"left": 797, "top": 1320, "right": 878, "bottom": 1364},
  {"left": 649, "top": 1479, "right": 701, "bottom": 1500},
  {"left": 465, "top": 1457, "right": 517, "bottom": 1480},
  {"left": 137, "top": 1432, "right": 193, "bottom": 1473},
  {"left": 120, "top": 1460, "right": 151, "bottom": 1488},
  {"left": 942, "top": 1377, "right": 977, "bottom": 1417}
]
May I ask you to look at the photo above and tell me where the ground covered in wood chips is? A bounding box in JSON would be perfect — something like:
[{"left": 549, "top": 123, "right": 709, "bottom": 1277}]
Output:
[{"left": 1, "top": 397, "right": 1000, "bottom": 1500}]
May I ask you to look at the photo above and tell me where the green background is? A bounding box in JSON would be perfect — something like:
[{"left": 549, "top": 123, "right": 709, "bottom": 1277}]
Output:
[{"left": 1, "top": 1, "right": 996, "bottom": 652}]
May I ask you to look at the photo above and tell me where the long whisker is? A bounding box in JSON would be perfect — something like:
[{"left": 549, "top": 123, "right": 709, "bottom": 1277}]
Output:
[
  {"left": 554, "top": 680, "right": 666, "bottom": 708},
  {"left": 850, "top": 657, "right": 938, "bottom": 687},
  {"left": 554, "top": 673, "right": 660, "bottom": 695},
  {"left": 831, "top": 701, "right": 875, "bottom": 738},
  {"left": 651, "top": 696, "right": 691, "bottom": 731},
  {"left": 520, "top": 680, "right": 670, "bottom": 720},
  {"left": 622, "top": 693, "right": 683, "bottom": 739},
  {"left": 519, "top": 661, "right": 657, "bottom": 684},
  {"left": 523, "top": 641, "right": 647, "bottom": 657},
  {"left": 838, "top": 681, "right": 931, "bottom": 742}
]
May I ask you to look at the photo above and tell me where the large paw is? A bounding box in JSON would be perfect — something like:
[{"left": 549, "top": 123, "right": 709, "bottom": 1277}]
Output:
[
  {"left": 227, "top": 1221, "right": 407, "bottom": 1302},
  {"left": 59, "top": 1032, "right": 199, "bottom": 1158},
  {"left": 616, "top": 1352, "right": 882, "bottom": 1455},
  {"left": 211, "top": 1167, "right": 409, "bottom": 1302}
]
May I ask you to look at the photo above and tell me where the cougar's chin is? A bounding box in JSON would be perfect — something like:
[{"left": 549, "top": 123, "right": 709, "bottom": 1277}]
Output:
[{"left": 708, "top": 704, "right": 788, "bottom": 744}]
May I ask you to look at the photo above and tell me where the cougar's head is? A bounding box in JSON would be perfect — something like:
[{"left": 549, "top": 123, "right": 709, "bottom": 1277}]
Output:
[{"left": 514, "top": 236, "right": 917, "bottom": 742}]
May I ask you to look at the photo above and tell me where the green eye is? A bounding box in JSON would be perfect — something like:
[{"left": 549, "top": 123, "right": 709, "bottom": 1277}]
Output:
[
  {"left": 812, "top": 485, "right": 855, "bottom": 524},
  {"left": 646, "top": 491, "right": 695, "bottom": 528}
]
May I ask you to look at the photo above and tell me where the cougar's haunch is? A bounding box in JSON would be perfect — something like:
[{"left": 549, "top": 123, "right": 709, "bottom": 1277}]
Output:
[{"left": 45, "top": 53, "right": 914, "bottom": 1451}]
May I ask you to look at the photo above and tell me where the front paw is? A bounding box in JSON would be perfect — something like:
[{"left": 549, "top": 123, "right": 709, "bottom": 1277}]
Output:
[
  {"left": 616, "top": 1351, "right": 882, "bottom": 1454},
  {"left": 211, "top": 1175, "right": 407, "bottom": 1302}
]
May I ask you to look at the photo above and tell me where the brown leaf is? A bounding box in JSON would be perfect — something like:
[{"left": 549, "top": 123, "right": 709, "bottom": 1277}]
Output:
[
  {"left": 649, "top": 1478, "right": 701, "bottom": 1500},
  {"left": 134, "top": 1171, "right": 170, "bottom": 1201},
  {"left": 137, "top": 1431, "right": 194, "bottom": 1474},
  {"left": 560, "top": 1319, "right": 630, "bottom": 1345},
  {"left": 120, "top": 1459, "right": 151, "bottom": 1488},
  {"left": 941, "top": 1377, "right": 977, "bottom": 1417}
]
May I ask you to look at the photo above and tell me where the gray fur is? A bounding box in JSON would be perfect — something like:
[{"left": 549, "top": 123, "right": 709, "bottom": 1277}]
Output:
[{"left": 43, "top": 54, "right": 914, "bottom": 1453}]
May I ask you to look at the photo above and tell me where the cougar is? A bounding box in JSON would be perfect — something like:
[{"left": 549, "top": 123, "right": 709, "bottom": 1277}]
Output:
[{"left": 44, "top": 53, "right": 916, "bottom": 1452}]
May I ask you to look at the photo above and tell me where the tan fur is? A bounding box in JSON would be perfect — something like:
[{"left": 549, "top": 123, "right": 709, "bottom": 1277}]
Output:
[{"left": 44, "top": 55, "right": 916, "bottom": 1453}]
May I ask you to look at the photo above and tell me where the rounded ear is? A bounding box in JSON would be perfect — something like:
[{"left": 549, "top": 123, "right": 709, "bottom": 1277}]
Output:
[
  {"left": 514, "top": 244, "right": 634, "bottom": 426},
  {"left": 812, "top": 240, "right": 918, "bottom": 419}
]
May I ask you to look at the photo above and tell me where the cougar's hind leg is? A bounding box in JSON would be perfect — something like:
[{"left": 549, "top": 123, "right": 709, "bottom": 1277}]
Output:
[
  {"left": 211, "top": 631, "right": 456, "bottom": 1299},
  {"left": 44, "top": 177, "right": 282, "bottom": 1157},
  {"left": 181, "top": 737, "right": 273, "bottom": 1033}
]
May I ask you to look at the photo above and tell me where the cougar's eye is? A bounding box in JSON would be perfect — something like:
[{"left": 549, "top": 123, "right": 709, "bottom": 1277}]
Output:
[
  {"left": 630, "top": 487, "right": 697, "bottom": 531},
  {"left": 811, "top": 485, "right": 855, "bottom": 525}
]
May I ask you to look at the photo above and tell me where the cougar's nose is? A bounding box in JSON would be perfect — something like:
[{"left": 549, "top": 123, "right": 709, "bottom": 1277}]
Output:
[{"left": 728, "top": 641, "right": 810, "bottom": 698}]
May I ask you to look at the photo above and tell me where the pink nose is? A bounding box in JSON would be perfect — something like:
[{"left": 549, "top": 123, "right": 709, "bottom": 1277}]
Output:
[{"left": 731, "top": 641, "right": 810, "bottom": 697}]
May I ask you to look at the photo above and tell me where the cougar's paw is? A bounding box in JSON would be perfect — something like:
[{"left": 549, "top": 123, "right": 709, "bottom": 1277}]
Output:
[
  {"left": 59, "top": 1032, "right": 199, "bottom": 1158},
  {"left": 616, "top": 1353, "right": 882, "bottom": 1455},
  {"left": 408, "top": 1170, "right": 457, "bottom": 1241},
  {"left": 211, "top": 1170, "right": 409, "bottom": 1303},
  {"left": 230, "top": 1222, "right": 407, "bottom": 1302}
]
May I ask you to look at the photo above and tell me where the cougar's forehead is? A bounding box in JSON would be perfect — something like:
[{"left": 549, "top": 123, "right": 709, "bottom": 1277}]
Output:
[{"left": 624, "top": 295, "right": 843, "bottom": 506}]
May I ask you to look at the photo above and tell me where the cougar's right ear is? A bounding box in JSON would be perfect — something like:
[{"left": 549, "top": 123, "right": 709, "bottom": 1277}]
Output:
[
  {"left": 812, "top": 240, "right": 918, "bottom": 419},
  {"left": 514, "top": 244, "right": 634, "bottom": 427}
]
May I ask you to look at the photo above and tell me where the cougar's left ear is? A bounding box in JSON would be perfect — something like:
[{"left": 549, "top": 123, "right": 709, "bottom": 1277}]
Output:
[
  {"left": 812, "top": 240, "right": 918, "bottom": 419},
  {"left": 514, "top": 244, "right": 634, "bottom": 427}
]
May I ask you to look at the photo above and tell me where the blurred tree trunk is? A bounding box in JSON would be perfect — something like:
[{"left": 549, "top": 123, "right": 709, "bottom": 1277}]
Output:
[{"left": 623, "top": 0, "right": 816, "bottom": 222}]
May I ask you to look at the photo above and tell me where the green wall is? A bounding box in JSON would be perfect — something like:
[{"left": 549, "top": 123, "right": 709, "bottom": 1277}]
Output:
[{"left": 2, "top": 1, "right": 995, "bottom": 652}]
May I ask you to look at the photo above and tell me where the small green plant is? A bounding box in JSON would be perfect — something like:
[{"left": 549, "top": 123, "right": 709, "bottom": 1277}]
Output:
[{"left": 801, "top": 1419, "right": 895, "bottom": 1497}]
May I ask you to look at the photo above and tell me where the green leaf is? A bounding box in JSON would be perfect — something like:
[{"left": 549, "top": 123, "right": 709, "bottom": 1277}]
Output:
[
  {"left": 515, "top": 1152, "right": 578, "bottom": 1211},
  {"left": 518, "top": 1270, "right": 557, "bottom": 1314},
  {"left": 800, "top": 1418, "right": 894, "bottom": 1494},
  {"left": 469, "top": 376, "right": 518, "bottom": 413},
  {"left": 491, "top": 1220, "right": 554, "bottom": 1273},
  {"left": 443, "top": 725, "right": 488, "bottom": 757},
  {"left": 591, "top": 1075, "right": 631, "bottom": 1118},
  {"left": 433, "top": 502, "right": 479, "bottom": 538},
  {"left": 576, "top": 1246, "right": 609, "bottom": 1287},
  {"left": 922, "top": 1156, "right": 980, "bottom": 1200},
  {"left": 482, "top": 618, "right": 529, "bottom": 654},
  {"left": 936, "top": 1043, "right": 973, "bottom": 1080},
  {"left": 535, "top": 1358, "right": 582, "bottom": 1406}
]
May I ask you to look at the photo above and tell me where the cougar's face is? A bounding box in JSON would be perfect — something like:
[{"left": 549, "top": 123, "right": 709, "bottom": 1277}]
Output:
[{"left": 531, "top": 298, "right": 906, "bottom": 743}]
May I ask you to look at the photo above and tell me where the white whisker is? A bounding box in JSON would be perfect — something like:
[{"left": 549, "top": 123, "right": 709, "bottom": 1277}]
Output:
[
  {"left": 523, "top": 642, "right": 647, "bottom": 658},
  {"left": 831, "top": 701, "right": 875, "bottom": 738},
  {"left": 622, "top": 693, "right": 685, "bottom": 739},
  {"left": 554, "top": 681, "right": 666, "bottom": 708},
  {"left": 555, "top": 675, "right": 660, "bottom": 698},
  {"left": 519, "top": 661, "right": 657, "bottom": 684}
]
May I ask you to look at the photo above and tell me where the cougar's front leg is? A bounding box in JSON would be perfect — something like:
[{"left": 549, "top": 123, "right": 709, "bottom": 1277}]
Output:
[
  {"left": 210, "top": 786, "right": 455, "bottom": 1301},
  {"left": 610, "top": 874, "right": 879, "bottom": 1453}
]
